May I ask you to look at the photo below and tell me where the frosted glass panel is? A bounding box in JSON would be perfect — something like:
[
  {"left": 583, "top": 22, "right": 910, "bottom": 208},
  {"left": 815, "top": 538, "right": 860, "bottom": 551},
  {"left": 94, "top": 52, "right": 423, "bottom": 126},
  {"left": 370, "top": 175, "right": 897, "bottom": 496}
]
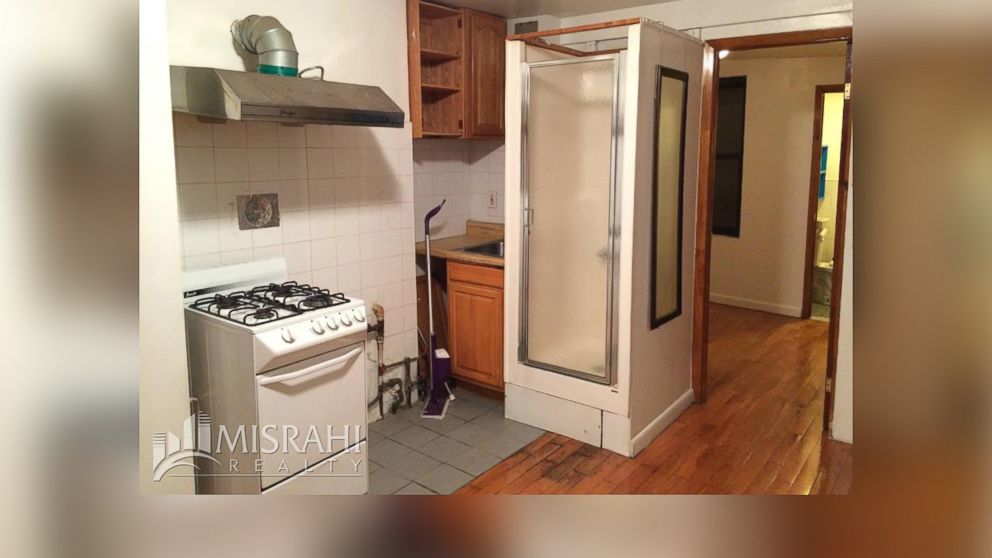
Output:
[{"left": 523, "top": 58, "right": 616, "bottom": 382}]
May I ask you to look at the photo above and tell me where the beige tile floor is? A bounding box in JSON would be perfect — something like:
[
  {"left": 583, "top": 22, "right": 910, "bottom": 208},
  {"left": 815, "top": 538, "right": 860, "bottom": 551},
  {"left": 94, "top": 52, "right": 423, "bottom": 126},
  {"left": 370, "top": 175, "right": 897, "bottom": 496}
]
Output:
[{"left": 368, "top": 389, "right": 544, "bottom": 495}]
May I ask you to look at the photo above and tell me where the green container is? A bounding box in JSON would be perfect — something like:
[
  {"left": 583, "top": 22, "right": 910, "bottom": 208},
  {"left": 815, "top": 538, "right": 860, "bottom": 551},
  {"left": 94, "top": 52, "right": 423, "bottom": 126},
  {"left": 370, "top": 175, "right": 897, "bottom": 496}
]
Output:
[{"left": 258, "top": 64, "right": 297, "bottom": 77}]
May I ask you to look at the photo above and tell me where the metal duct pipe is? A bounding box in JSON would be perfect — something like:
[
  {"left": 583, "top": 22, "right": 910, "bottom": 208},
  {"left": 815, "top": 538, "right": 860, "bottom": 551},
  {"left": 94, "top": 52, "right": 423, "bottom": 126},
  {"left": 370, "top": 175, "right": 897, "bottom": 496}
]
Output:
[{"left": 231, "top": 15, "right": 299, "bottom": 76}]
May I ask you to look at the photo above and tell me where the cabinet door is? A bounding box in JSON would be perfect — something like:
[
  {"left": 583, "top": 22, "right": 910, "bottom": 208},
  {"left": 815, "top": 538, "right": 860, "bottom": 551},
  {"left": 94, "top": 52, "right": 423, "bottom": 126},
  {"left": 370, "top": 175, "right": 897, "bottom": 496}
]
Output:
[
  {"left": 448, "top": 278, "right": 504, "bottom": 390},
  {"left": 465, "top": 10, "right": 506, "bottom": 137}
]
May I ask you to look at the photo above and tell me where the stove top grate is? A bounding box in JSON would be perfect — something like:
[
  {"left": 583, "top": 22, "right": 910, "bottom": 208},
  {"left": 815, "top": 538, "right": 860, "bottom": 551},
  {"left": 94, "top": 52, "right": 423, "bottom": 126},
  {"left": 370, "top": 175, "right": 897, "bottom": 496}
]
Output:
[{"left": 189, "top": 282, "right": 351, "bottom": 326}]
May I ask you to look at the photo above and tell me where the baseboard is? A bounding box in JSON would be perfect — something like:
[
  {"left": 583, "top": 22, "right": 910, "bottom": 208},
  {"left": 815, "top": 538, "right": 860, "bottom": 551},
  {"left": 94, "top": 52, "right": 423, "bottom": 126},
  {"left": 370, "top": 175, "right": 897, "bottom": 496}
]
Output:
[
  {"left": 630, "top": 389, "right": 694, "bottom": 456},
  {"left": 504, "top": 383, "right": 602, "bottom": 446},
  {"left": 709, "top": 293, "right": 802, "bottom": 318}
]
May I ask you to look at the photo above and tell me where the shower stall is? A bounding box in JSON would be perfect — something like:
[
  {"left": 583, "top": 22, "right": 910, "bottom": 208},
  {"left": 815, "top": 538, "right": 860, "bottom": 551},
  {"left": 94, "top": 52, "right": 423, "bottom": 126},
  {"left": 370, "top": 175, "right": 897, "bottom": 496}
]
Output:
[{"left": 504, "top": 20, "right": 703, "bottom": 456}]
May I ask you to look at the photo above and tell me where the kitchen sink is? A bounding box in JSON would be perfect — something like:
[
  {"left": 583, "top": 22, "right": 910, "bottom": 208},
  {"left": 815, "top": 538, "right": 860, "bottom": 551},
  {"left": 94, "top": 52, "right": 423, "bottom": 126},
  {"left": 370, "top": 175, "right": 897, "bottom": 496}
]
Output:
[{"left": 459, "top": 240, "right": 504, "bottom": 258}]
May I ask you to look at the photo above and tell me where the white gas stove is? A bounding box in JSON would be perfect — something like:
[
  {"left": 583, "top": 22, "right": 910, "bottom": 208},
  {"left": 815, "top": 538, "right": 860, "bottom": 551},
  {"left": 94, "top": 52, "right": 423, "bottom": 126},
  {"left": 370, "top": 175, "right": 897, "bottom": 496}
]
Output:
[{"left": 182, "top": 259, "right": 369, "bottom": 495}]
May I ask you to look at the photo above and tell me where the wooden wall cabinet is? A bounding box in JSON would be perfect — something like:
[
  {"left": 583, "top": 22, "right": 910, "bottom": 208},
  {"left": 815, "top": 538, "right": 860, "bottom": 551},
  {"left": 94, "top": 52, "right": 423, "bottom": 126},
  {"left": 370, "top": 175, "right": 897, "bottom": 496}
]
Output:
[
  {"left": 447, "top": 262, "right": 504, "bottom": 392},
  {"left": 407, "top": 1, "right": 506, "bottom": 139}
]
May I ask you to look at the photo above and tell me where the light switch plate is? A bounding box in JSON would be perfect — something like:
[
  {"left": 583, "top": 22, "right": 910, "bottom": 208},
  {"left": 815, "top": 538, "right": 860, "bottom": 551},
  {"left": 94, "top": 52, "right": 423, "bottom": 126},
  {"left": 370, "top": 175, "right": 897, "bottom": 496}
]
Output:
[{"left": 488, "top": 191, "right": 498, "bottom": 209}]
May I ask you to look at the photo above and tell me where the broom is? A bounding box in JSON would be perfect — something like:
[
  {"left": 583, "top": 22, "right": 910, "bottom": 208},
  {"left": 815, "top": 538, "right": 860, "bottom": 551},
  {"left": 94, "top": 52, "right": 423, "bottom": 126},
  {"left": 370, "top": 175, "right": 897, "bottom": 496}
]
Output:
[{"left": 421, "top": 200, "right": 454, "bottom": 419}]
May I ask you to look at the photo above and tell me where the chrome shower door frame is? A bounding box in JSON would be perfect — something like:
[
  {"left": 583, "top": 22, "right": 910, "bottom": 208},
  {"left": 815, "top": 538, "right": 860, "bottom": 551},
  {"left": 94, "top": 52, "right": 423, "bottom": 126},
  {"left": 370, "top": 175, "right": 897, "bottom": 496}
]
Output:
[{"left": 518, "top": 52, "right": 624, "bottom": 386}]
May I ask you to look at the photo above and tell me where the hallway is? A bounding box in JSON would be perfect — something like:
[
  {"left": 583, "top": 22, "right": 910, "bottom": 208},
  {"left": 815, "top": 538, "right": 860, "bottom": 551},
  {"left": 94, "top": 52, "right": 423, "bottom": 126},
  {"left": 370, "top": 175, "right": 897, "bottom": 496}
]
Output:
[{"left": 456, "top": 303, "right": 852, "bottom": 494}]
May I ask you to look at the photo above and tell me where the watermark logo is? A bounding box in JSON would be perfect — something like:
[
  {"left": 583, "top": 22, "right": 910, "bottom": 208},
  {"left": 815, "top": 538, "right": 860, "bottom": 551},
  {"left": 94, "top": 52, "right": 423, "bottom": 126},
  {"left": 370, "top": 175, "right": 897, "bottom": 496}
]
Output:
[
  {"left": 152, "top": 411, "right": 220, "bottom": 481},
  {"left": 152, "top": 411, "right": 364, "bottom": 482}
]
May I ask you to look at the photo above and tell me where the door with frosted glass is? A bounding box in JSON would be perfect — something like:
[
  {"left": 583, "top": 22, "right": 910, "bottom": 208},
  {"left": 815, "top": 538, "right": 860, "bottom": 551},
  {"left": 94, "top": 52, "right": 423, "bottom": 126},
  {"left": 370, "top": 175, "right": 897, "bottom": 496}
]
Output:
[{"left": 520, "top": 54, "right": 621, "bottom": 384}]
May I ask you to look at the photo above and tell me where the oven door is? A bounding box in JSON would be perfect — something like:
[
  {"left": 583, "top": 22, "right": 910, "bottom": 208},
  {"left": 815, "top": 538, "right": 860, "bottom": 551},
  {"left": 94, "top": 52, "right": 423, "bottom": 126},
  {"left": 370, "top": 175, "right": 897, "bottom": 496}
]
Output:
[{"left": 255, "top": 342, "right": 366, "bottom": 490}]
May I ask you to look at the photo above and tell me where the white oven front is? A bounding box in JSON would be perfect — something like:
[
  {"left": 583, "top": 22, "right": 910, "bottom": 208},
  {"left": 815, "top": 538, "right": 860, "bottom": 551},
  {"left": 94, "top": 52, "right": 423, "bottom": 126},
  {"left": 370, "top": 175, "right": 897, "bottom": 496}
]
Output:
[{"left": 255, "top": 341, "right": 368, "bottom": 493}]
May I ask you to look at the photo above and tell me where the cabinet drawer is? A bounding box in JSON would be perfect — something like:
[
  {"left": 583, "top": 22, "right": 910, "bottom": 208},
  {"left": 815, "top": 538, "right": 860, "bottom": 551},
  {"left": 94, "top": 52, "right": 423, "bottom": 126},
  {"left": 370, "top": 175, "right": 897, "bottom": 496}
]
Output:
[{"left": 448, "top": 261, "right": 503, "bottom": 288}]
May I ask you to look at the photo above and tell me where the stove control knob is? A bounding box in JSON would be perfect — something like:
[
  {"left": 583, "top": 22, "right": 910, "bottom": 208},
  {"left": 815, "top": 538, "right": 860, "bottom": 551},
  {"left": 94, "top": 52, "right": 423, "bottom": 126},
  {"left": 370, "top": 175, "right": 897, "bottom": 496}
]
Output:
[
  {"left": 325, "top": 316, "right": 339, "bottom": 331},
  {"left": 280, "top": 328, "right": 295, "bottom": 344},
  {"left": 340, "top": 314, "right": 353, "bottom": 327},
  {"left": 353, "top": 308, "right": 366, "bottom": 322},
  {"left": 310, "top": 320, "right": 325, "bottom": 335}
]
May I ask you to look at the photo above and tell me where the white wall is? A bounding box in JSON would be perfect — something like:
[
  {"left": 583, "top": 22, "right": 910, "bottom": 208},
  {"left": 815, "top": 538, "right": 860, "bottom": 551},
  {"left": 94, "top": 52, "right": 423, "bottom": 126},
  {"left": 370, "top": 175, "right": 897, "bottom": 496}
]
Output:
[
  {"left": 139, "top": 0, "right": 194, "bottom": 494},
  {"left": 552, "top": 0, "right": 851, "bottom": 43},
  {"left": 412, "top": 139, "right": 505, "bottom": 241},
  {"left": 709, "top": 55, "right": 845, "bottom": 317},
  {"left": 626, "top": 24, "right": 702, "bottom": 441}
]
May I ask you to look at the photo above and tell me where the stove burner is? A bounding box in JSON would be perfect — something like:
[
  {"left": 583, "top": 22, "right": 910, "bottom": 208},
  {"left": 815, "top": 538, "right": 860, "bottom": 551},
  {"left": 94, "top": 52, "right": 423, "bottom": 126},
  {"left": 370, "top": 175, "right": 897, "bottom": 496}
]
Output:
[
  {"left": 191, "top": 282, "right": 351, "bottom": 327},
  {"left": 299, "top": 292, "right": 349, "bottom": 310},
  {"left": 214, "top": 298, "right": 241, "bottom": 310},
  {"left": 252, "top": 308, "right": 277, "bottom": 321},
  {"left": 270, "top": 285, "right": 299, "bottom": 298}
]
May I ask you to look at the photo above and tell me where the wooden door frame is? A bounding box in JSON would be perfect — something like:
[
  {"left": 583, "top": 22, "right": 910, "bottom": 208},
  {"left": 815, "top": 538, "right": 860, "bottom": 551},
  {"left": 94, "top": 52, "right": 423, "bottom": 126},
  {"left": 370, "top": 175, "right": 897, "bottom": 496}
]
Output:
[
  {"left": 691, "top": 27, "right": 853, "bottom": 405},
  {"left": 801, "top": 83, "right": 846, "bottom": 319}
]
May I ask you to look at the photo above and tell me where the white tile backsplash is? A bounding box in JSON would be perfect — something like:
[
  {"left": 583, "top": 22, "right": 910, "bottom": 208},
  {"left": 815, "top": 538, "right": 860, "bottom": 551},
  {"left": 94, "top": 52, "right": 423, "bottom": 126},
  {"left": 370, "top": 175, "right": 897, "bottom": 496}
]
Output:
[
  {"left": 311, "top": 237, "right": 338, "bottom": 270},
  {"left": 278, "top": 148, "right": 308, "bottom": 180},
  {"left": 281, "top": 211, "right": 311, "bottom": 243},
  {"left": 246, "top": 121, "right": 278, "bottom": 147},
  {"left": 173, "top": 115, "right": 416, "bottom": 333},
  {"left": 277, "top": 125, "right": 306, "bottom": 147},
  {"left": 178, "top": 183, "right": 218, "bottom": 220},
  {"left": 181, "top": 218, "right": 220, "bottom": 256},
  {"left": 280, "top": 179, "right": 309, "bottom": 211},
  {"left": 176, "top": 147, "right": 215, "bottom": 184},
  {"left": 412, "top": 139, "right": 504, "bottom": 240},
  {"left": 173, "top": 114, "right": 213, "bottom": 147},
  {"left": 247, "top": 147, "right": 280, "bottom": 181},
  {"left": 305, "top": 125, "right": 334, "bottom": 148},
  {"left": 213, "top": 147, "right": 249, "bottom": 182},
  {"left": 213, "top": 119, "right": 247, "bottom": 147}
]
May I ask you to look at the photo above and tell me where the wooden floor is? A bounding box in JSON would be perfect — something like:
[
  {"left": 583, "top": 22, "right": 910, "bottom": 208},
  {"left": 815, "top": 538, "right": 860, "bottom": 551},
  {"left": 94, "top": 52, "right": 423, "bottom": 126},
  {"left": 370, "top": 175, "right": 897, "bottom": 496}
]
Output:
[{"left": 456, "top": 304, "right": 852, "bottom": 495}]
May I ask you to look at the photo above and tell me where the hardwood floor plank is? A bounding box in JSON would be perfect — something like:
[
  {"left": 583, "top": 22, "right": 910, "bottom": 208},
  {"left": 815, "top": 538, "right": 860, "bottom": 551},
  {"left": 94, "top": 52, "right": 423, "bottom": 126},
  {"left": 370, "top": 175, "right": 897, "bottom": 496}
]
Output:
[
  {"left": 567, "top": 453, "right": 627, "bottom": 494},
  {"left": 467, "top": 441, "right": 561, "bottom": 494},
  {"left": 610, "top": 463, "right": 656, "bottom": 494},
  {"left": 465, "top": 304, "right": 851, "bottom": 495}
]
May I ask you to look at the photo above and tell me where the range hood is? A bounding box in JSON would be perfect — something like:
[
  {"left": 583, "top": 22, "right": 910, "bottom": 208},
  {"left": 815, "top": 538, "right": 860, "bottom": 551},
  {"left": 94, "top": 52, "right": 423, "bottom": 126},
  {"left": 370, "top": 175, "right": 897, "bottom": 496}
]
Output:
[{"left": 171, "top": 66, "right": 405, "bottom": 127}]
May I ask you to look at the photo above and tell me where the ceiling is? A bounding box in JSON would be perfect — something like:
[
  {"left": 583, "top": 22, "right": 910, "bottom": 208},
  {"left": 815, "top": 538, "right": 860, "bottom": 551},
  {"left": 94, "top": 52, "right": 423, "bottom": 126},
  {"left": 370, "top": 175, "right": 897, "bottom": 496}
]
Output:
[
  {"left": 726, "top": 42, "right": 848, "bottom": 60},
  {"left": 441, "top": 0, "right": 676, "bottom": 19}
]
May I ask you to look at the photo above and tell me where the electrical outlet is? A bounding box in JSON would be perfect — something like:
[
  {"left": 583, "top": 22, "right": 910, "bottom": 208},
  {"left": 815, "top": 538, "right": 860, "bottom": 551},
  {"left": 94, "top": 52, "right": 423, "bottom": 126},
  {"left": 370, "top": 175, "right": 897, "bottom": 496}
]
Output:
[{"left": 488, "top": 191, "right": 498, "bottom": 209}]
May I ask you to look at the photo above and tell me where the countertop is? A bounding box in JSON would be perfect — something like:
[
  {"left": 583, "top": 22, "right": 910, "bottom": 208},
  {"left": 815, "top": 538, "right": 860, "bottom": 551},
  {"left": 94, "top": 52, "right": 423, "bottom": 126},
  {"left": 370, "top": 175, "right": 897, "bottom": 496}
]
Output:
[{"left": 415, "top": 220, "right": 504, "bottom": 268}]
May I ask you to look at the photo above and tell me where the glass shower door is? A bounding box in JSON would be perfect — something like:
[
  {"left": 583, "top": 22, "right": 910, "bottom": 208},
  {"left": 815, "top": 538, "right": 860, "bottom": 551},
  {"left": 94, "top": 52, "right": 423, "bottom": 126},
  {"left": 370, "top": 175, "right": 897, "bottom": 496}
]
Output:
[{"left": 520, "top": 54, "right": 621, "bottom": 384}]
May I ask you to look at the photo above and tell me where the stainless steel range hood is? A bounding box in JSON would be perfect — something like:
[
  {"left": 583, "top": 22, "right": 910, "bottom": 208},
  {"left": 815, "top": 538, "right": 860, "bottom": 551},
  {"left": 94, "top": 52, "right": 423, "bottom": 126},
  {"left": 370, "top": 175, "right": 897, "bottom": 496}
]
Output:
[{"left": 170, "top": 65, "right": 405, "bottom": 128}]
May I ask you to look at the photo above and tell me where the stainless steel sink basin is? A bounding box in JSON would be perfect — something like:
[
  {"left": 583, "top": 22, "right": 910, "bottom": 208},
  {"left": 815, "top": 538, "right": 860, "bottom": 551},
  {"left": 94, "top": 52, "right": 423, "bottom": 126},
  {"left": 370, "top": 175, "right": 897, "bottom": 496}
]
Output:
[{"left": 459, "top": 240, "right": 504, "bottom": 258}]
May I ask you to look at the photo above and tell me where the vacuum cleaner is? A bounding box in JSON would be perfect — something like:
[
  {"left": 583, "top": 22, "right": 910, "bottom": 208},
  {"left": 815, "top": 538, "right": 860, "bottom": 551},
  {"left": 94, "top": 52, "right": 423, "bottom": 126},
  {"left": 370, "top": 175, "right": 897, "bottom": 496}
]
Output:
[{"left": 421, "top": 200, "right": 455, "bottom": 419}]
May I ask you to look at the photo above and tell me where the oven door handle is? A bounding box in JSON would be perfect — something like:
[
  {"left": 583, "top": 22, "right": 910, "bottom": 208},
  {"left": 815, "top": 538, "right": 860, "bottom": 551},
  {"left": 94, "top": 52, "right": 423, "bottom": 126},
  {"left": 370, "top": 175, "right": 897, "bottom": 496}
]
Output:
[{"left": 258, "top": 347, "right": 362, "bottom": 386}]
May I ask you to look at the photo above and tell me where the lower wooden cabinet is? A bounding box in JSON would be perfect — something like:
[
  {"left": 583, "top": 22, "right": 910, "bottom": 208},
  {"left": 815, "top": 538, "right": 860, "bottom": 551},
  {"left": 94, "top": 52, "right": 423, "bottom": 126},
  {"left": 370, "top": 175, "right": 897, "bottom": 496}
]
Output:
[{"left": 447, "top": 261, "right": 504, "bottom": 392}]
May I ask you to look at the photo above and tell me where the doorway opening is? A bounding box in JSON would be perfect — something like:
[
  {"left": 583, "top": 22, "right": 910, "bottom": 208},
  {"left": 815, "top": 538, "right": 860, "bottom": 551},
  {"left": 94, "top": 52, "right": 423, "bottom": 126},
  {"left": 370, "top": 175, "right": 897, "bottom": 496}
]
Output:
[
  {"left": 692, "top": 28, "right": 852, "bottom": 441},
  {"left": 803, "top": 85, "right": 846, "bottom": 322}
]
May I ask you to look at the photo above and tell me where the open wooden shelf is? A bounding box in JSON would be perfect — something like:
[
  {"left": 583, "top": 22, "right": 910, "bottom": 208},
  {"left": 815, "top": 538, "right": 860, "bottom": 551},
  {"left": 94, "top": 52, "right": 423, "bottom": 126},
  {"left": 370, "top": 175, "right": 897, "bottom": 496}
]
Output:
[
  {"left": 421, "top": 83, "right": 461, "bottom": 95},
  {"left": 420, "top": 1, "right": 460, "bottom": 19},
  {"left": 408, "top": 0, "right": 504, "bottom": 139},
  {"left": 421, "top": 48, "right": 460, "bottom": 62}
]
